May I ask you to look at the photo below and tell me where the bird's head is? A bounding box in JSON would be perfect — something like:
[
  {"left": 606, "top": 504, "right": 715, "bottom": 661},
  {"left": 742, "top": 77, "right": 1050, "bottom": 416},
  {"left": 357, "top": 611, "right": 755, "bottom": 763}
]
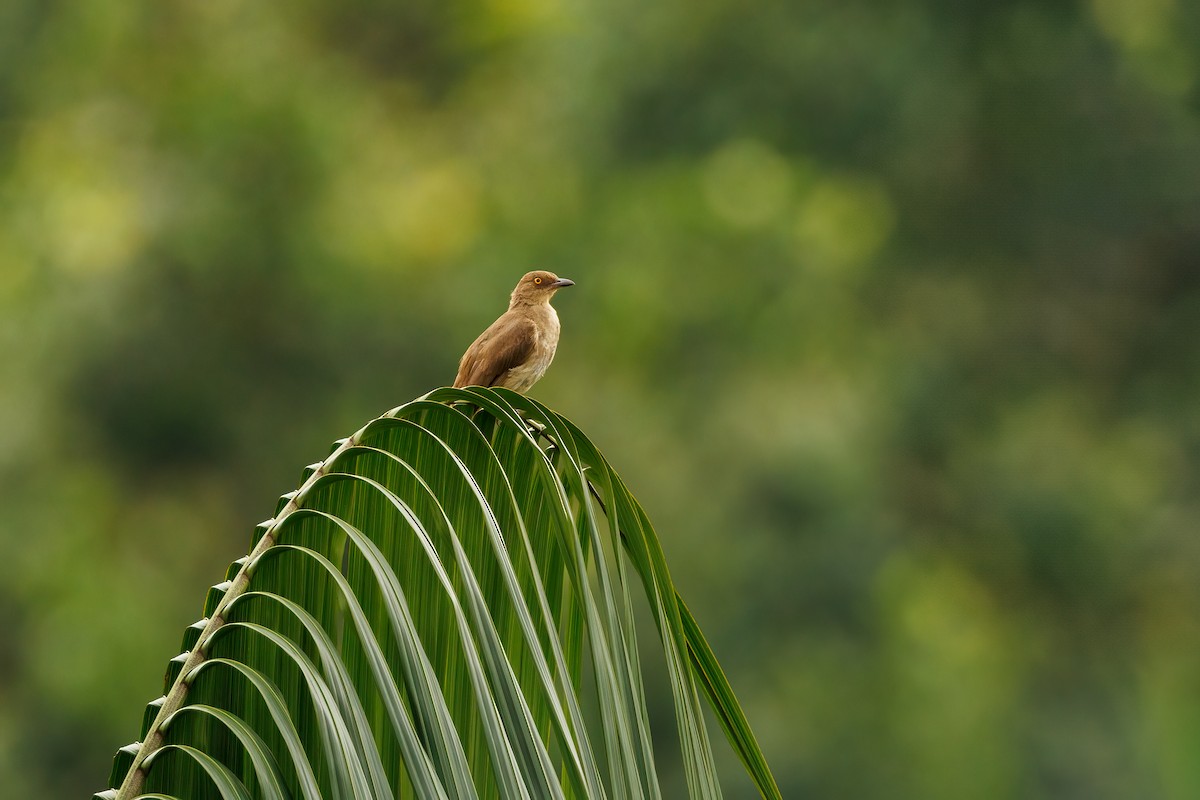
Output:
[{"left": 510, "top": 270, "right": 575, "bottom": 307}]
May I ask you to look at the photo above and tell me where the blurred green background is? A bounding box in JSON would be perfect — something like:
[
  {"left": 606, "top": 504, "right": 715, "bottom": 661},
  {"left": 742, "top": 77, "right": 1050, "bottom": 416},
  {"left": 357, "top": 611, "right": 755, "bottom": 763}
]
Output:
[{"left": 2, "top": 0, "right": 1199, "bottom": 797}]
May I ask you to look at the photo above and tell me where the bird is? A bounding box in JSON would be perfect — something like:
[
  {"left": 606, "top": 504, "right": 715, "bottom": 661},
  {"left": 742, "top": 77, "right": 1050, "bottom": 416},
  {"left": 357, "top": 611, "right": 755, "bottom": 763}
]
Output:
[{"left": 453, "top": 270, "right": 575, "bottom": 392}]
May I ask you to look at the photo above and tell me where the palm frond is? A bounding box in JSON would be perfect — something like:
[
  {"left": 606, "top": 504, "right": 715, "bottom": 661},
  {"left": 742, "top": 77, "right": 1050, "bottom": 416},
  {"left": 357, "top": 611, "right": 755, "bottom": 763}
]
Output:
[{"left": 96, "top": 388, "right": 780, "bottom": 800}]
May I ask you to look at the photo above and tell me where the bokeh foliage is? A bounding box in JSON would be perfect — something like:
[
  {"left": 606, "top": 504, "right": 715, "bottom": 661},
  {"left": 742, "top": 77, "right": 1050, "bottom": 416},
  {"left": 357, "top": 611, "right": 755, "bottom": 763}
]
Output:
[{"left": 0, "top": 0, "right": 1198, "bottom": 797}]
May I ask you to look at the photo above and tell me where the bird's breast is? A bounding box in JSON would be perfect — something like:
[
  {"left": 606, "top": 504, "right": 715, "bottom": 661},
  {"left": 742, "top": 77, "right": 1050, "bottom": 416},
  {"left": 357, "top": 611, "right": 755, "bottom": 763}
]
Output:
[
  {"left": 541, "top": 305, "right": 561, "bottom": 346},
  {"left": 502, "top": 305, "right": 560, "bottom": 392}
]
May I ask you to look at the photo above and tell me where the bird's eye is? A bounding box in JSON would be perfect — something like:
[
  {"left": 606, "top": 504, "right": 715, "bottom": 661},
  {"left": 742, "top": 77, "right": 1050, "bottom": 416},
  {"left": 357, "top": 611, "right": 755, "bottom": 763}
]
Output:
[{"left": 533, "top": 276, "right": 543, "bottom": 285}]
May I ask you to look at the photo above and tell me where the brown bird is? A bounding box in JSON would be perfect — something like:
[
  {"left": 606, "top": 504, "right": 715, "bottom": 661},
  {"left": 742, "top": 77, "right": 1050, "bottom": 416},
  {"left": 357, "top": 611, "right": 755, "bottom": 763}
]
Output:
[{"left": 453, "top": 270, "right": 575, "bottom": 392}]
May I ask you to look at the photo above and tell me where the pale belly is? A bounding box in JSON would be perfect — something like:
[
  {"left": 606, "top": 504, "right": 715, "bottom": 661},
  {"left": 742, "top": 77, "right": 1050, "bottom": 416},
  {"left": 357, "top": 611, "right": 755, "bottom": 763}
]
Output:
[{"left": 500, "top": 350, "right": 555, "bottom": 392}]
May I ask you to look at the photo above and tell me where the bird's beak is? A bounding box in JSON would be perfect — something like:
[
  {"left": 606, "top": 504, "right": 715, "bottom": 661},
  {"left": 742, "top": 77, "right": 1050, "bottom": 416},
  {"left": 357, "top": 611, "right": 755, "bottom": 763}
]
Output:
[{"left": 550, "top": 278, "right": 575, "bottom": 288}]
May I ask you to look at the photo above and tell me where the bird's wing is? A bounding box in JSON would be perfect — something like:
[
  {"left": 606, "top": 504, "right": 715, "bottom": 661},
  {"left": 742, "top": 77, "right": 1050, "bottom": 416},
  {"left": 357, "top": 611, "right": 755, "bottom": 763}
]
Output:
[{"left": 453, "top": 313, "right": 536, "bottom": 388}]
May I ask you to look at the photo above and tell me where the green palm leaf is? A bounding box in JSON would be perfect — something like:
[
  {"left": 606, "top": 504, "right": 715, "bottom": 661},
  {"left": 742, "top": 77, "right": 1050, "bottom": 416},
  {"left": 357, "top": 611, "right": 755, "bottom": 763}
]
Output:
[{"left": 95, "top": 388, "right": 780, "bottom": 800}]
